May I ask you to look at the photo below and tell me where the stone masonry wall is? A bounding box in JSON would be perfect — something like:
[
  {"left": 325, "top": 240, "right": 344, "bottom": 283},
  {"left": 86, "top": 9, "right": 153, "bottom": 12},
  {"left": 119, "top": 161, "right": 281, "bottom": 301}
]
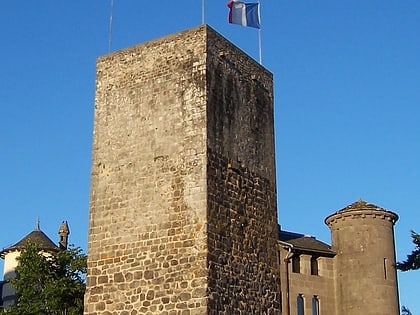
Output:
[
  {"left": 326, "top": 203, "right": 400, "bottom": 315},
  {"left": 205, "top": 28, "right": 281, "bottom": 314},
  {"left": 86, "top": 25, "right": 281, "bottom": 315},
  {"left": 86, "top": 27, "right": 209, "bottom": 315}
]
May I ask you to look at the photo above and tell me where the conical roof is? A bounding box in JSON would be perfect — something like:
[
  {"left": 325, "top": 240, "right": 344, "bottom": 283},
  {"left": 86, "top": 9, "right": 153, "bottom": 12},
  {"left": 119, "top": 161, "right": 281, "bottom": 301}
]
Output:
[
  {"left": 325, "top": 199, "right": 399, "bottom": 226},
  {"left": 337, "top": 199, "right": 387, "bottom": 212},
  {"left": 0, "top": 227, "right": 58, "bottom": 259}
]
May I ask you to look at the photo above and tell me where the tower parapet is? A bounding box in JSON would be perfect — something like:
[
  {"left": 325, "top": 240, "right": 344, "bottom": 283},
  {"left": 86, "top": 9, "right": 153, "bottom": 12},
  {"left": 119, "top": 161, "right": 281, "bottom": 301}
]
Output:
[{"left": 325, "top": 199, "right": 398, "bottom": 225}]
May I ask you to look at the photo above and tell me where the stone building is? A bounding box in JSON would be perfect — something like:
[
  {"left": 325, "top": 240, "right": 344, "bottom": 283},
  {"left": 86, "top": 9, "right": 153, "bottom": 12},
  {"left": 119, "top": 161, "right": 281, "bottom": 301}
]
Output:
[
  {"left": 84, "top": 25, "right": 400, "bottom": 314},
  {"left": 0, "top": 221, "right": 70, "bottom": 308},
  {"left": 279, "top": 199, "right": 399, "bottom": 315}
]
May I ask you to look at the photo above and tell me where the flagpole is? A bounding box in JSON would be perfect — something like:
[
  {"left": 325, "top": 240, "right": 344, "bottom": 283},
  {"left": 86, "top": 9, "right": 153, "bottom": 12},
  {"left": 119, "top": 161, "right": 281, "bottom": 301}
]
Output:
[
  {"left": 108, "top": 0, "right": 114, "bottom": 53},
  {"left": 258, "top": 0, "right": 262, "bottom": 64},
  {"left": 202, "top": 0, "right": 205, "bottom": 24},
  {"left": 258, "top": 29, "right": 262, "bottom": 65}
]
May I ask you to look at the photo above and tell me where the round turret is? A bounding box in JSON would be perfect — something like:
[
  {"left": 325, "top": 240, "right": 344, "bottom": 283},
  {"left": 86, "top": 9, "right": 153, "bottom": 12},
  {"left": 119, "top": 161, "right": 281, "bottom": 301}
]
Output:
[{"left": 325, "top": 200, "right": 399, "bottom": 315}]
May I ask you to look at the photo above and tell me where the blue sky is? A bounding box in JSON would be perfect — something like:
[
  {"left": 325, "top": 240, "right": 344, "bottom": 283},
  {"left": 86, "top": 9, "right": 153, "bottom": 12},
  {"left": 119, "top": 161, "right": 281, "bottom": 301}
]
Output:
[{"left": 1, "top": 0, "right": 419, "bottom": 312}]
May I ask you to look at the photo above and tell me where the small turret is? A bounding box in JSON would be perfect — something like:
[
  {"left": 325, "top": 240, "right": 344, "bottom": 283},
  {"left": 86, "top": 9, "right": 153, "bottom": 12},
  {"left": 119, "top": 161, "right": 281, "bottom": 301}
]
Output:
[
  {"left": 325, "top": 200, "right": 399, "bottom": 315},
  {"left": 58, "top": 221, "right": 70, "bottom": 250}
]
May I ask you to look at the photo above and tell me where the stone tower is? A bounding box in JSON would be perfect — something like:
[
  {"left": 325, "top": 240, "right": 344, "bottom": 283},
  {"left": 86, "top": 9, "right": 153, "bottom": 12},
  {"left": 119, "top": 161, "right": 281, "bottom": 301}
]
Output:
[
  {"left": 325, "top": 200, "right": 400, "bottom": 315},
  {"left": 85, "top": 25, "right": 280, "bottom": 314}
]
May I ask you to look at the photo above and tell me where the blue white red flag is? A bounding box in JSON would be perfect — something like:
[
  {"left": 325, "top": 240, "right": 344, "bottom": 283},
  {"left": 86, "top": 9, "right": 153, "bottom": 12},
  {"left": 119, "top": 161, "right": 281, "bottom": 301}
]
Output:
[{"left": 227, "top": 0, "right": 260, "bottom": 29}]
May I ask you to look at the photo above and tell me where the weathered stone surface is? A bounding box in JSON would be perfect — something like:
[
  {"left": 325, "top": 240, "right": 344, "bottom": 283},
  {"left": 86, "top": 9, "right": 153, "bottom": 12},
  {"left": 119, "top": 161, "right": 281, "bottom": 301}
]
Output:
[
  {"left": 326, "top": 200, "right": 400, "bottom": 315},
  {"left": 85, "top": 25, "right": 280, "bottom": 314}
]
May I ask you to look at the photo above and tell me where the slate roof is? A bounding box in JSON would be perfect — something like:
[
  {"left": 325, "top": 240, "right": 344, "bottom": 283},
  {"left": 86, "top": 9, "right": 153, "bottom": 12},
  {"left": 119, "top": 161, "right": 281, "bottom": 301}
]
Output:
[
  {"left": 279, "top": 229, "right": 335, "bottom": 257},
  {"left": 0, "top": 228, "right": 58, "bottom": 259}
]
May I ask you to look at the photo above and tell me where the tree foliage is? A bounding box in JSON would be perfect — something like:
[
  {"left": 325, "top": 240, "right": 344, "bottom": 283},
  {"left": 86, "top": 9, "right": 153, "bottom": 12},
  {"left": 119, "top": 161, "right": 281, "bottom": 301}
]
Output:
[
  {"left": 402, "top": 306, "right": 413, "bottom": 315},
  {"left": 397, "top": 230, "right": 420, "bottom": 271},
  {"left": 6, "top": 242, "right": 86, "bottom": 315}
]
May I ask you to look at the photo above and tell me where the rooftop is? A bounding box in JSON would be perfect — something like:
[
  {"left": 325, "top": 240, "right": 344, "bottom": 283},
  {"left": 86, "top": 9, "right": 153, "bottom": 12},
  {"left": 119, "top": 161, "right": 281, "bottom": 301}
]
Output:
[
  {"left": 0, "top": 226, "right": 58, "bottom": 259},
  {"left": 279, "top": 229, "right": 335, "bottom": 257}
]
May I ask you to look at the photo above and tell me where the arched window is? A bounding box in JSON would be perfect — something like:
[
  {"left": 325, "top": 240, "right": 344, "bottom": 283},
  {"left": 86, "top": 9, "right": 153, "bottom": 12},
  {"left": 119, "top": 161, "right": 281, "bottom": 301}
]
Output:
[
  {"left": 297, "top": 294, "right": 304, "bottom": 315},
  {"left": 312, "top": 295, "right": 320, "bottom": 315}
]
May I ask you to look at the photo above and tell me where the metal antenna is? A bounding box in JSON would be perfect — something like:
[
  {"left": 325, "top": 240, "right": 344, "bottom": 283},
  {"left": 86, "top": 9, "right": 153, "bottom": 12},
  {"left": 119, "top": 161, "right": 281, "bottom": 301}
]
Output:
[{"left": 108, "top": 0, "right": 114, "bottom": 53}]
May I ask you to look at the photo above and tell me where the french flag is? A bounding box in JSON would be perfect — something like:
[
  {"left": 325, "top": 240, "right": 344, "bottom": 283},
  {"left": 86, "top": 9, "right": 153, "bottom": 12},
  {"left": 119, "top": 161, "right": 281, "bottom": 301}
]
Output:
[{"left": 227, "top": 1, "right": 261, "bottom": 29}]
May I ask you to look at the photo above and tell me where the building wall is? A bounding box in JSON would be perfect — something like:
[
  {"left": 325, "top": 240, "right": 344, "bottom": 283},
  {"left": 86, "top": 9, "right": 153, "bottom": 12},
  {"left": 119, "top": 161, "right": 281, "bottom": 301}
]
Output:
[
  {"left": 279, "top": 248, "right": 335, "bottom": 315},
  {"left": 86, "top": 26, "right": 209, "bottom": 314},
  {"left": 205, "top": 28, "right": 280, "bottom": 314},
  {"left": 1, "top": 251, "right": 19, "bottom": 308},
  {"left": 86, "top": 25, "right": 280, "bottom": 315}
]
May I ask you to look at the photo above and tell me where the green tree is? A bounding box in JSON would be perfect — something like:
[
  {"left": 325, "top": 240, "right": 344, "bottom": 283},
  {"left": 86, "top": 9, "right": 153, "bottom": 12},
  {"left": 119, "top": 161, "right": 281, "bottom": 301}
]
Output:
[
  {"left": 397, "top": 230, "right": 420, "bottom": 271},
  {"left": 6, "top": 242, "right": 86, "bottom": 315},
  {"left": 402, "top": 306, "right": 413, "bottom": 315},
  {"left": 397, "top": 231, "right": 419, "bottom": 315}
]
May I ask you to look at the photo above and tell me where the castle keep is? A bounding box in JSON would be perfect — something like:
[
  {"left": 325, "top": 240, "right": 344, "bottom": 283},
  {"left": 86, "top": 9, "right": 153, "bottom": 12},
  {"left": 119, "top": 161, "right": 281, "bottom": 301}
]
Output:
[
  {"left": 85, "top": 25, "right": 400, "bottom": 315},
  {"left": 86, "top": 25, "right": 280, "bottom": 314}
]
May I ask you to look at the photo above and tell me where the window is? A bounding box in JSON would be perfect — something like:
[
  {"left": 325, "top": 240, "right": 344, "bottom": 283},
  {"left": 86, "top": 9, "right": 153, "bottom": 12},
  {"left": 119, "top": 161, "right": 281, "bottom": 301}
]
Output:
[
  {"left": 383, "top": 258, "right": 388, "bottom": 279},
  {"left": 310, "top": 256, "right": 319, "bottom": 275},
  {"left": 292, "top": 255, "right": 300, "bottom": 273},
  {"left": 297, "top": 294, "right": 305, "bottom": 315},
  {"left": 312, "top": 295, "right": 320, "bottom": 315}
]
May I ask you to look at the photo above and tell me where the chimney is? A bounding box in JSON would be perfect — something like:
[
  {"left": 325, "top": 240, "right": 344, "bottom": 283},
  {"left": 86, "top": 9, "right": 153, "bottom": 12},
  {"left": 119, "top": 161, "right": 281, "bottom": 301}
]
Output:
[{"left": 58, "top": 221, "right": 70, "bottom": 250}]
